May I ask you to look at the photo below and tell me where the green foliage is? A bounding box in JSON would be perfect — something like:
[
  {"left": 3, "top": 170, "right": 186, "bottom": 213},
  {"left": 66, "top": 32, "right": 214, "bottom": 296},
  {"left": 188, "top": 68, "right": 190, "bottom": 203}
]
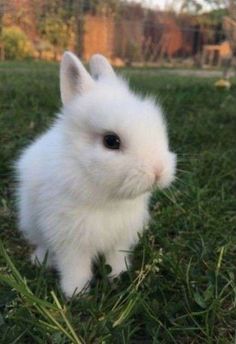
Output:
[
  {"left": 0, "top": 63, "right": 235, "bottom": 343},
  {"left": 32, "top": 1, "right": 76, "bottom": 56},
  {"left": 24, "top": 0, "right": 77, "bottom": 56},
  {"left": 83, "top": 0, "right": 121, "bottom": 15},
  {"left": 2, "top": 26, "right": 34, "bottom": 60},
  {"left": 40, "top": 16, "right": 74, "bottom": 50}
]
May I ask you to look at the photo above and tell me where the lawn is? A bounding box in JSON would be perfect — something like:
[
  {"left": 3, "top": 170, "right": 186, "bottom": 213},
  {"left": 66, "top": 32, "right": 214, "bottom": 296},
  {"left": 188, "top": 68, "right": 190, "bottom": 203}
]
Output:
[{"left": 0, "top": 61, "right": 235, "bottom": 343}]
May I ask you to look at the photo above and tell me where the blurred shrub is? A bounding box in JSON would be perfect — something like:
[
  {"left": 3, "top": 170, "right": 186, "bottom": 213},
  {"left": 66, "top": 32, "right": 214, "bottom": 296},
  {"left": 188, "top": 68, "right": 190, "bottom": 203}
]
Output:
[
  {"left": 2, "top": 26, "right": 34, "bottom": 60},
  {"left": 125, "top": 41, "right": 142, "bottom": 66},
  {"left": 40, "top": 16, "right": 75, "bottom": 59}
]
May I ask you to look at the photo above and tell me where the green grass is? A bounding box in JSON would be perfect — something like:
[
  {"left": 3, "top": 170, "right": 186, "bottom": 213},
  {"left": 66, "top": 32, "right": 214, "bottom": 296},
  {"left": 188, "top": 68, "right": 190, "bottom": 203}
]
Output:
[{"left": 0, "top": 62, "right": 236, "bottom": 343}]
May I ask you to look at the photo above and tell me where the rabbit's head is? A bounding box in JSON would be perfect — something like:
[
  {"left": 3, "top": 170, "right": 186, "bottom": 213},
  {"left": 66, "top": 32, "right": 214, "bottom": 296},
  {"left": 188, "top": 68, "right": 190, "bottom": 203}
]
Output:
[{"left": 60, "top": 52, "right": 176, "bottom": 201}]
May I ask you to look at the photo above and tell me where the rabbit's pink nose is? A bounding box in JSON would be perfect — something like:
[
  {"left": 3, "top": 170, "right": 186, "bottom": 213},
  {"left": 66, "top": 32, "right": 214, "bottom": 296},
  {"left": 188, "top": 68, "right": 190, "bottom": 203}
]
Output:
[{"left": 154, "top": 166, "right": 163, "bottom": 182}]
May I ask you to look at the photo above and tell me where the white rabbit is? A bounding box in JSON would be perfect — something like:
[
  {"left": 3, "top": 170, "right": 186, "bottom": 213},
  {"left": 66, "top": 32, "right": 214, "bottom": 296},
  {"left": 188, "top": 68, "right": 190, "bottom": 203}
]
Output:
[{"left": 16, "top": 52, "right": 176, "bottom": 297}]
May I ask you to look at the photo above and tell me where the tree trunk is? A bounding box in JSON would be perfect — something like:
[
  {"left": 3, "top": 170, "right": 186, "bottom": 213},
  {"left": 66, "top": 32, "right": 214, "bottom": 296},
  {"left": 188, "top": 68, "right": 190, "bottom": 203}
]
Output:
[{"left": 75, "top": 0, "right": 84, "bottom": 59}]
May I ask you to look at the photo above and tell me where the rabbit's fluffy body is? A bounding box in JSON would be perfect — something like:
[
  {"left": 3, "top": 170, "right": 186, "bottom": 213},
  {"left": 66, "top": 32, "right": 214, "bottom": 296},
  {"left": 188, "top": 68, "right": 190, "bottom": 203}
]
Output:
[{"left": 16, "top": 52, "right": 176, "bottom": 297}]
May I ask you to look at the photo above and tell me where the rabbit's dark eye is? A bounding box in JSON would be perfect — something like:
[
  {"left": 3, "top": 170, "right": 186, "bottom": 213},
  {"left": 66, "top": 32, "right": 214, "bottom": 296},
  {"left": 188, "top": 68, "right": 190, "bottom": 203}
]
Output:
[{"left": 103, "top": 133, "right": 121, "bottom": 150}]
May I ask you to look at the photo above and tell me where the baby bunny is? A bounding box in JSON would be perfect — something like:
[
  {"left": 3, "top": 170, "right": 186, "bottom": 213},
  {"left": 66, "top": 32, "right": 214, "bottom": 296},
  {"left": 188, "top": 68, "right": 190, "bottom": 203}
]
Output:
[{"left": 16, "top": 52, "right": 176, "bottom": 297}]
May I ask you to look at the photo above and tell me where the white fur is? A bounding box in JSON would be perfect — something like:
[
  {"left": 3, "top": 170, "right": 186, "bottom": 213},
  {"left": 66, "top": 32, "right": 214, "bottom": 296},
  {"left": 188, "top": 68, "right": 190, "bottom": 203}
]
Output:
[{"left": 16, "top": 52, "right": 176, "bottom": 297}]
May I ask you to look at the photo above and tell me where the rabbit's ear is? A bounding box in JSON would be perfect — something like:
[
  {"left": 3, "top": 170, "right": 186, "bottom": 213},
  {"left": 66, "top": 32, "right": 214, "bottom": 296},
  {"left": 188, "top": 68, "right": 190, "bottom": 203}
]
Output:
[
  {"left": 60, "top": 51, "right": 94, "bottom": 105},
  {"left": 89, "top": 54, "right": 116, "bottom": 80}
]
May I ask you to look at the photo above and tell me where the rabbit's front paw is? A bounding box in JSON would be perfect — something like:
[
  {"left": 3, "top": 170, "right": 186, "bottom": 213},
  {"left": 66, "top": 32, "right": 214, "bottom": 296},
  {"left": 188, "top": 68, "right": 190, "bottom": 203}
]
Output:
[
  {"left": 31, "top": 246, "right": 54, "bottom": 268},
  {"left": 61, "top": 275, "right": 90, "bottom": 298},
  {"left": 58, "top": 253, "right": 92, "bottom": 298}
]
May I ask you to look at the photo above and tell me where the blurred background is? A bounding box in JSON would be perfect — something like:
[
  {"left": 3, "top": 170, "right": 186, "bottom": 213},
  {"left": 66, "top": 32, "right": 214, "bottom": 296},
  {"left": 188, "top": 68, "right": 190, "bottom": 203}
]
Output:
[{"left": 0, "top": 0, "right": 235, "bottom": 73}]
